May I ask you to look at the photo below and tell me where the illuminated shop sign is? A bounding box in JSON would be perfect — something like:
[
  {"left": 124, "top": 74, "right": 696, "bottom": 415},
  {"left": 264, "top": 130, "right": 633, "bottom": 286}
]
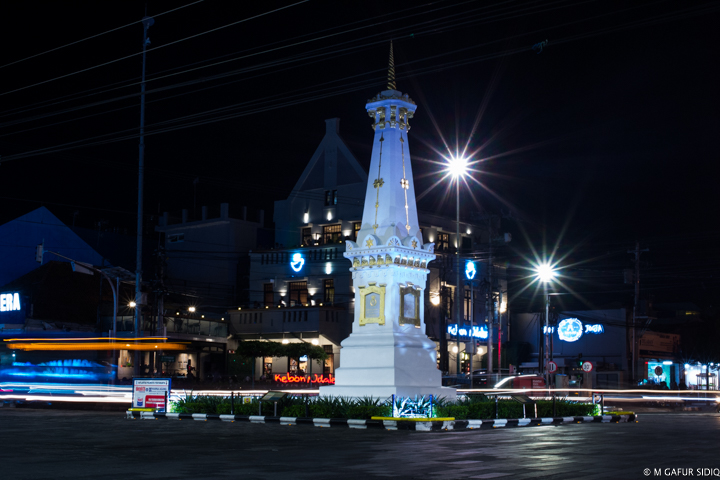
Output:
[
  {"left": 550, "top": 318, "right": 605, "bottom": 342},
  {"left": 465, "top": 261, "right": 476, "bottom": 280},
  {"left": 290, "top": 253, "right": 305, "bottom": 272},
  {"left": 447, "top": 324, "right": 488, "bottom": 339},
  {"left": 0, "top": 292, "right": 21, "bottom": 312},
  {"left": 273, "top": 373, "right": 335, "bottom": 384}
]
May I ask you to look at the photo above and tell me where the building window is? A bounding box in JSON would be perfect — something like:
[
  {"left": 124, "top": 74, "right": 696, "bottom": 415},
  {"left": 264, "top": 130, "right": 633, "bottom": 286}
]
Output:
[
  {"left": 324, "top": 279, "right": 335, "bottom": 304},
  {"left": 264, "top": 283, "right": 274, "bottom": 307},
  {"left": 168, "top": 233, "right": 184, "bottom": 243},
  {"left": 324, "top": 190, "right": 338, "bottom": 206},
  {"left": 462, "top": 236, "right": 472, "bottom": 250},
  {"left": 289, "top": 281, "right": 308, "bottom": 306},
  {"left": 323, "top": 345, "right": 334, "bottom": 375},
  {"left": 301, "top": 227, "right": 312, "bottom": 246},
  {"left": 323, "top": 224, "right": 342, "bottom": 245},
  {"left": 353, "top": 222, "right": 361, "bottom": 241},
  {"left": 437, "top": 233, "right": 449, "bottom": 252}
]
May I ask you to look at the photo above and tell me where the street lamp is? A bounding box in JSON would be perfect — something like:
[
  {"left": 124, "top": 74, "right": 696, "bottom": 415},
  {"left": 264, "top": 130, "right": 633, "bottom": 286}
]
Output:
[
  {"left": 128, "top": 301, "right": 137, "bottom": 308},
  {"left": 535, "top": 262, "right": 557, "bottom": 386},
  {"left": 445, "top": 154, "right": 469, "bottom": 378}
]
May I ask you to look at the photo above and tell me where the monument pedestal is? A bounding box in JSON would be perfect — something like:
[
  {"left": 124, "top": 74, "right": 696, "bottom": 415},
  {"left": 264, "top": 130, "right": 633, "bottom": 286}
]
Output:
[{"left": 320, "top": 330, "right": 456, "bottom": 400}]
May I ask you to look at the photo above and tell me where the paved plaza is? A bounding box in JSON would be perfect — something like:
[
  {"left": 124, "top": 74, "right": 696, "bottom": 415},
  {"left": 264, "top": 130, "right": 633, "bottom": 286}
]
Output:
[{"left": 1, "top": 408, "right": 719, "bottom": 479}]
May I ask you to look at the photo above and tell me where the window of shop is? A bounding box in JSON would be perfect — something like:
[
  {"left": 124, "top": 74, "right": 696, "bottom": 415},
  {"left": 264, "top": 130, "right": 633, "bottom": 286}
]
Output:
[
  {"left": 353, "top": 222, "right": 361, "bottom": 241},
  {"left": 289, "top": 356, "right": 299, "bottom": 374},
  {"left": 324, "top": 279, "right": 335, "bottom": 304},
  {"left": 263, "top": 357, "right": 273, "bottom": 376},
  {"left": 289, "top": 281, "right": 308, "bottom": 306},
  {"left": 322, "top": 224, "right": 341, "bottom": 244},
  {"left": 323, "top": 345, "right": 334, "bottom": 375},
  {"left": 168, "top": 233, "right": 184, "bottom": 243},
  {"left": 263, "top": 283, "right": 274, "bottom": 307},
  {"left": 437, "top": 233, "right": 449, "bottom": 252},
  {"left": 301, "top": 227, "right": 312, "bottom": 246}
]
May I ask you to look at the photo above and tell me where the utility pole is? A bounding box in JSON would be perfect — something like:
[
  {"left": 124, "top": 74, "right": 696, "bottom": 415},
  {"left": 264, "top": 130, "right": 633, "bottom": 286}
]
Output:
[
  {"left": 487, "top": 221, "right": 494, "bottom": 377},
  {"left": 134, "top": 15, "right": 154, "bottom": 377},
  {"left": 628, "top": 241, "right": 648, "bottom": 383},
  {"left": 455, "top": 182, "right": 462, "bottom": 378}
]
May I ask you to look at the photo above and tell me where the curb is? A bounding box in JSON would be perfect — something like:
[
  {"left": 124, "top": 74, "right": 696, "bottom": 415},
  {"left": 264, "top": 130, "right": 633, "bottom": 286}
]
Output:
[{"left": 126, "top": 411, "right": 637, "bottom": 431}]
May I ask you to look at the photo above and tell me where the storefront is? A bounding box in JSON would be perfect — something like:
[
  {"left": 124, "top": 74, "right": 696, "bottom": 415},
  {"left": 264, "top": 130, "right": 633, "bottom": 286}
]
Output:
[{"left": 638, "top": 332, "right": 681, "bottom": 388}]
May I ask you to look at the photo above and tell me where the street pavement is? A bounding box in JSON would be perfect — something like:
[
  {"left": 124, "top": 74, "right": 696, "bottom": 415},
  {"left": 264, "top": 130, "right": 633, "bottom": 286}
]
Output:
[{"left": 0, "top": 407, "right": 718, "bottom": 479}]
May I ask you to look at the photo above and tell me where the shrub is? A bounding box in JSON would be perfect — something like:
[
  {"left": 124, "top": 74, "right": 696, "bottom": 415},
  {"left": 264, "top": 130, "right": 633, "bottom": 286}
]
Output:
[{"left": 437, "top": 405, "right": 469, "bottom": 419}]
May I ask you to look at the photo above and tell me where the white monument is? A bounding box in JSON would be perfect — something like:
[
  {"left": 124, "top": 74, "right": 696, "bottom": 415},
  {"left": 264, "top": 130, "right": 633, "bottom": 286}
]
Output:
[{"left": 320, "top": 44, "right": 456, "bottom": 401}]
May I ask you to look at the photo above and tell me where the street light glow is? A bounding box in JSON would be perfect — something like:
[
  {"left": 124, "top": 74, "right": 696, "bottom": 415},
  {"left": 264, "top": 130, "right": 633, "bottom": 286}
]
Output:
[
  {"left": 535, "top": 263, "right": 557, "bottom": 283},
  {"left": 446, "top": 155, "right": 469, "bottom": 179},
  {"left": 128, "top": 301, "right": 136, "bottom": 308},
  {"left": 188, "top": 306, "right": 196, "bottom": 313}
]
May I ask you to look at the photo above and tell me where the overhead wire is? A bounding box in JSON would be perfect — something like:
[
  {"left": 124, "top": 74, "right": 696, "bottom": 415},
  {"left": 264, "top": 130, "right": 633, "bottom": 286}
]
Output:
[
  {"left": 0, "top": 0, "right": 311, "bottom": 97},
  {"left": 0, "top": 0, "right": 206, "bottom": 71}
]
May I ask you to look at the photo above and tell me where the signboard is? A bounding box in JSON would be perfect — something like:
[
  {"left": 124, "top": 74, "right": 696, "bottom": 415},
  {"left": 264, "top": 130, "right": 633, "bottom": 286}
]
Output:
[
  {"left": 555, "top": 318, "right": 605, "bottom": 342},
  {"left": 273, "top": 373, "right": 335, "bottom": 384},
  {"left": 290, "top": 253, "right": 305, "bottom": 272},
  {"left": 0, "top": 292, "right": 25, "bottom": 324},
  {"left": 447, "top": 324, "right": 488, "bottom": 339},
  {"left": 399, "top": 284, "right": 421, "bottom": 327},
  {"left": 465, "top": 261, "right": 476, "bottom": 280},
  {"left": 132, "top": 378, "right": 171, "bottom": 411},
  {"left": 358, "top": 282, "right": 386, "bottom": 326},
  {"left": 547, "top": 361, "right": 558, "bottom": 373},
  {"left": 639, "top": 332, "right": 680, "bottom": 355},
  {"left": 581, "top": 361, "right": 594, "bottom": 373}
]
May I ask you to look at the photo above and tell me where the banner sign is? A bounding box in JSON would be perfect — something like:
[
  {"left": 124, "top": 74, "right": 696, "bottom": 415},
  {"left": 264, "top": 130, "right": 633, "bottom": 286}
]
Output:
[
  {"left": 132, "top": 378, "right": 171, "bottom": 411},
  {"left": 273, "top": 373, "right": 335, "bottom": 384}
]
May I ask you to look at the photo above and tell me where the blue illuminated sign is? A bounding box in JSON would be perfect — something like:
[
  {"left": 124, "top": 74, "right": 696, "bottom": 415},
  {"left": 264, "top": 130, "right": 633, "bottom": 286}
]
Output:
[
  {"left": 465, "top": 261, "right": 476, "bottom": 280},
  {"left": 584, "top": 324, "right": 604, "bottom": 334},
  {"left": 290, "top": 253, "right": 305, "bottom": 272},
  {"left": 554, "top": 318, "right": 604, "bottom": 342},
  {"left": 0, "top": 292, "right": 21, "bottom": 312},
  {"left": 557, "top": 318, "right": 583, "bottom": 342},
  {"left": 0, "top": 291, "right": 25, "bottom": 324},
  {"left": 447, "top": 324, "right": 488, "bottom": 339}
]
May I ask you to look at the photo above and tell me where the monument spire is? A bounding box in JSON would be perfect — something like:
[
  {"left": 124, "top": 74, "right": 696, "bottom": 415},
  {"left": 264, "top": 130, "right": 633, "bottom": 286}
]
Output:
[{"left": 387, "top": 41, "right": 396, "bottom": 90}]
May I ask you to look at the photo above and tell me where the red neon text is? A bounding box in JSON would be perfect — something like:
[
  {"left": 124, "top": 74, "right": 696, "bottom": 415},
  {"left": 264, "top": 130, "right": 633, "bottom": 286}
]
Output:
[{"left": 274, "top": 373, "right": 335, "bottom": 384}]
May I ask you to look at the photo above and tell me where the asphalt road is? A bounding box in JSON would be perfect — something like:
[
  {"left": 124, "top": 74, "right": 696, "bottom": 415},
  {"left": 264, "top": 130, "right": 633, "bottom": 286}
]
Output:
[{"left": 1, "top": 407, "right": 718, "bottom": 479}]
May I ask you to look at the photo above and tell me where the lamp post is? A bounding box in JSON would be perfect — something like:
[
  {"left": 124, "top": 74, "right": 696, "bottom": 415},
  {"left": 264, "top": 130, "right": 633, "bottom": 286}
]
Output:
[
  {"left": 447, "top": 155, "right": 469, "bottom": 378},
  {"left": 535, "top": 263, "right": 556, "bottom": 386}
]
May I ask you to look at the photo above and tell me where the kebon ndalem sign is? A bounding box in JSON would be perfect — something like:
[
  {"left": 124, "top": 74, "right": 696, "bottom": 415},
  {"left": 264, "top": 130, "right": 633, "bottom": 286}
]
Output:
[{"left": 274, "top": 373, "right": 335, "bottom": 385}]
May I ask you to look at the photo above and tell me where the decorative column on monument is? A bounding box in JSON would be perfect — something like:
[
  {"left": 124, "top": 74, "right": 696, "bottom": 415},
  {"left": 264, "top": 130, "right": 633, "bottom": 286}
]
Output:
[{"left": 320, "top": 44, "right": 456, "bottom": 400}]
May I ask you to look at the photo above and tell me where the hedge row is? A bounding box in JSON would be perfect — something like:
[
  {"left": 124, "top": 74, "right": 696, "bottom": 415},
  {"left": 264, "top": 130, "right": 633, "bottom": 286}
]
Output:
[{"left": 170, "top": 394, "right": 596, "bottom": 419}]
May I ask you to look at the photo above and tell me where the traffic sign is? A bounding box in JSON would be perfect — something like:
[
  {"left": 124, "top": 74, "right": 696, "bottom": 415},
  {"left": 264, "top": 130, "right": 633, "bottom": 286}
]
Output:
[
  {"left": 547, "top": 361, "right": 558, "bottom": 373},
  {"left": 581, "top": 361, "right": 594, "bottom": 373}
]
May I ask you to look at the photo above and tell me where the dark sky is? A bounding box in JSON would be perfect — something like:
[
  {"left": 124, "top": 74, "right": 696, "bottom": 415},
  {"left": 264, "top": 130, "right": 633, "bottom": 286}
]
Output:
[{"left": 1, "top": 1, "right": 718, "bottom": 306}]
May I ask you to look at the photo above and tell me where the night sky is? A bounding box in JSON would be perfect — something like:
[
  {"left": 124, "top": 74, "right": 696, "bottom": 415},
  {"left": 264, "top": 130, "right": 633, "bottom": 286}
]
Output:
[{"left": 1, "top": 1, "right": 718, "bottom": 308}]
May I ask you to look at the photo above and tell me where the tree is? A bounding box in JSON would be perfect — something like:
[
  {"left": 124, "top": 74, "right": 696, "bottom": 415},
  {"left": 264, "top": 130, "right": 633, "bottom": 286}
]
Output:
[
  {"left": 233, "top": 341, "right": 285, "bottom": 388},
  {"left": 284, "top": 343, "right": 328, "bottom": 377}
]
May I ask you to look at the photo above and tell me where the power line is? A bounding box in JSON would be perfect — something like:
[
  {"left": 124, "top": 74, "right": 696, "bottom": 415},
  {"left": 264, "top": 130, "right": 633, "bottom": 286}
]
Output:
[
  {"left": 0, "top": 1, "right": 205, "bottom": 71},
  {"left": 0, "top": 0, "right": 311, "bottom": 97}
]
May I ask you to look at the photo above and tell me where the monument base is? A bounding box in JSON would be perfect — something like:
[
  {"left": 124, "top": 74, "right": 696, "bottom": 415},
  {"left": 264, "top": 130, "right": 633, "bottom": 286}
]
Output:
[{"left": 319, "top": 384, "right": 456, "bottom": 402}]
